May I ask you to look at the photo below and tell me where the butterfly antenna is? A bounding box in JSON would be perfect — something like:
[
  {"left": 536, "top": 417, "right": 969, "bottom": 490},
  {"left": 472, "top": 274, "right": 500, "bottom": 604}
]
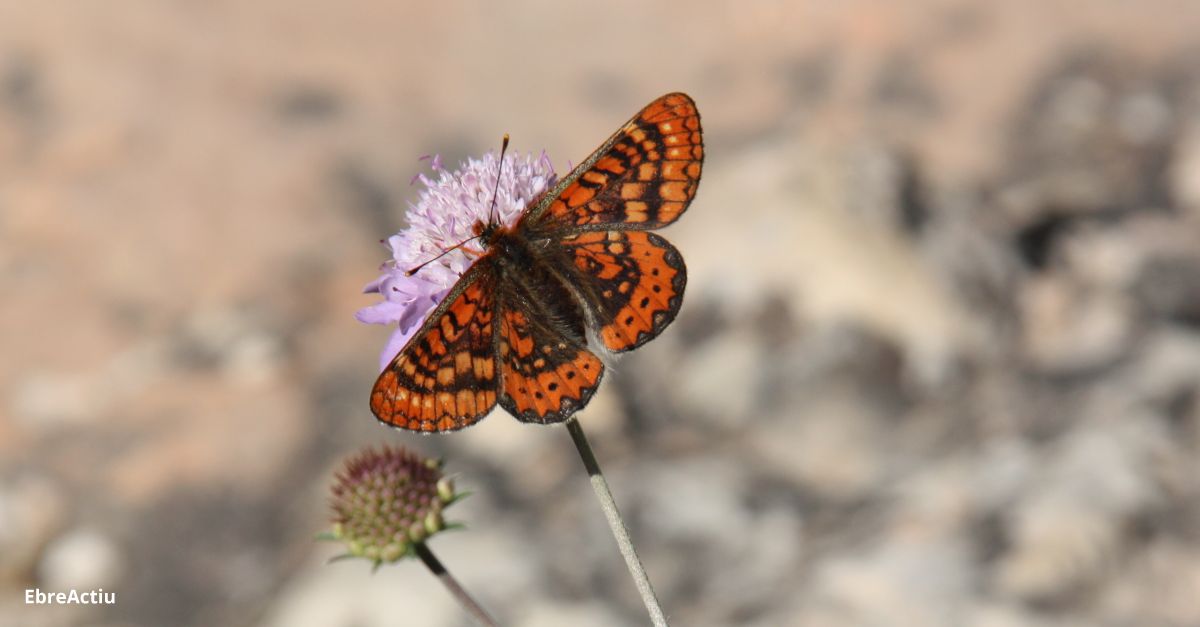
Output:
[
  {"left": 404, "top": 236, "right": 483, "bottom": 277},
  {"left": 488, "top": 134, "right": 510, "bottom": 226},
  {"left": 406, "top": 135, "right": 509, "bottom": 277}
]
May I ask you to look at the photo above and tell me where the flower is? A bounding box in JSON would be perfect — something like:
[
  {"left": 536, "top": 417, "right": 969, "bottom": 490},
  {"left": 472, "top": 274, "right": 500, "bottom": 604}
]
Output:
[
  {"left": 357, "top": 151, "right": 557, "bottom": 369},
  {"left": 323, "top": 445, "right": 463, "bottom": 565}
]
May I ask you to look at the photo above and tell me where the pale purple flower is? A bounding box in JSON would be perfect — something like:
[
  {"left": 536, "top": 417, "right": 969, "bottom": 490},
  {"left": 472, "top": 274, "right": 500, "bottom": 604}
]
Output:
[{"left": 357, "top": 150, "right": 557, "bottom": 369}]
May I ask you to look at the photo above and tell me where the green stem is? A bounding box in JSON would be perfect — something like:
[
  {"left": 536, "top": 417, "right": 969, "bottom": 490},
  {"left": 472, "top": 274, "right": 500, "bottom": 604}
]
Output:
[
  {"left": 564, "top": 416, "right": 668, "bottom": 627},
  {"left": 414, "top": 542, "right": 500, "bottom": 627}
]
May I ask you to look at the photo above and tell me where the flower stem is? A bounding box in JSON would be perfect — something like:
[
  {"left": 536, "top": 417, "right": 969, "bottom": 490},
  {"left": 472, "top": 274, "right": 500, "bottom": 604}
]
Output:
[
  {"left": 414, "top": 542, "right": 500, "bottom": 627},
  {"left": 564, "top": 416, "right": 668, "bottom": 627}
]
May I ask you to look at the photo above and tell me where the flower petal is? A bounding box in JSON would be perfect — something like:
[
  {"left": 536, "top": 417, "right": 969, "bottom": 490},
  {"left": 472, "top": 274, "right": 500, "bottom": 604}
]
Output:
[
  {"left": 355, "top": 300, "right": 409, "bottom": 325},
  {"left": 379, "top": 326, "right": 415, "bottom": 371},
  {"left": 358, "top": 149, "right": 558, "bottom": 370}
]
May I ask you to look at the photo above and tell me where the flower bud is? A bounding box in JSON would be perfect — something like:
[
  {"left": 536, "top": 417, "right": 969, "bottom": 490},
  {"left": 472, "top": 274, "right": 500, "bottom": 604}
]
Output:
[{"left": 325, "top": 445, "right": 464, "bottom": 565}]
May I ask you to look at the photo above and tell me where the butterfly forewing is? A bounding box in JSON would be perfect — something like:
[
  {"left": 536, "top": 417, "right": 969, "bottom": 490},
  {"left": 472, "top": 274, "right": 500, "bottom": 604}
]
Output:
[
  {"left": 370, "top": 262, "right": 501, "bottom": 432},
  {"left": 524, "top": 92, "right": 703, "bottom": 232}
]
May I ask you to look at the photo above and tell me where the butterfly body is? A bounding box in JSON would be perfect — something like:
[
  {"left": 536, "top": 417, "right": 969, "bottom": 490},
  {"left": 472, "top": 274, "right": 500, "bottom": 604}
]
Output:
[{"left": 371, "top": 93, "right": 702, "bottom": 432}]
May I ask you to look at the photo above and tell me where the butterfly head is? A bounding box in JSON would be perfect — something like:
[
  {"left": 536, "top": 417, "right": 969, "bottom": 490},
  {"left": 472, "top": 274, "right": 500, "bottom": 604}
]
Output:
[{"left": 474, "top": 217, "right": 503, "bottom": 246}]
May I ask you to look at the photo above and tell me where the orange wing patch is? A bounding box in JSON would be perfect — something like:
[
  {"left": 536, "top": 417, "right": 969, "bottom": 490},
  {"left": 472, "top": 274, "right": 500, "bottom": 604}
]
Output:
[
  {"left": 370, "top": 269, "right": 500, "bottom": 432},
  {"left": 535, "top": 92, "right": 703, "bottom": 231},
  {"left": 563, "top": 230, "right": 686, "bottom": 352},
  {"left": 497, "top": 308, "right": 604, "bottom": 424}
]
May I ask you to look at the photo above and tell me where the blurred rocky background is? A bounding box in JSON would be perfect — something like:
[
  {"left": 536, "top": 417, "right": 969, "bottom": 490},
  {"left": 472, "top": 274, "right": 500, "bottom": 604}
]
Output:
[{"left": 3, "top": 2, "right": 1200, "bottom": 626}]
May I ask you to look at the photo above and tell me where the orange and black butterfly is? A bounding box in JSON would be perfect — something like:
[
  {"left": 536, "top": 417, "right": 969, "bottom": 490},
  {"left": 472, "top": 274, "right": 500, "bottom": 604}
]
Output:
[{"left": 370, "top": 93, "right": 703, "bottom": 432}]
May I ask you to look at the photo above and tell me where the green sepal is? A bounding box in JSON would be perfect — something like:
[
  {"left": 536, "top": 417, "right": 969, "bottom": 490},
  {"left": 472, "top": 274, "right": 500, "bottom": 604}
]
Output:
[
  {"left": 326, "top": 553, "right": 359, "bottom": 565},
  {"left": 445, "top": 491, "right": 472, "bottom": 506}
]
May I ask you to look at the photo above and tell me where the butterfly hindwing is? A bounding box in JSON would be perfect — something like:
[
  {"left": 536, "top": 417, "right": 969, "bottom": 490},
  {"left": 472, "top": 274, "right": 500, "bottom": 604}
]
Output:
[
  {"left": 562, "top": 230, "right": 686, "bottom": 352},
  {"left": 525, "top": 92, "right": 703, "bottom": 232},
  {"left": 495, "top": 269, "right": 605, "bottom": 423},
  {"left": 370, "top": 262, "right": 500, "bottom": 432}
]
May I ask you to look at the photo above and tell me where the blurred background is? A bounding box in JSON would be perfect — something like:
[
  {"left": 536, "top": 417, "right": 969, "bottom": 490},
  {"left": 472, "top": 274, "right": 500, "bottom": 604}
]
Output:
[{"left": 3, "top": 1, "right": 1200, "bottom": 625}]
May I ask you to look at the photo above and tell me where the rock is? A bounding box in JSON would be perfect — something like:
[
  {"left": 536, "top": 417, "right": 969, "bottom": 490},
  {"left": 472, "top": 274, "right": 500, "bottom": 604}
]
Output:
[
  {"left": 258, "top": 553, "right": 458, "bottom": 627},
  {"left": 222, "top": 331, "right": 284, "bottom": 386},
  {"left": 965, "top": 602, "right": 1051, "bottom": 627},
  {"left": 993, "top": 414, "right": 1166, "bottom": 602},
  {"left": 1118, "top": 327, "right": 1200, "bottom": 407},
  {"left": 1095, "top": 542, "right": 1200, "bottom": 626},
  {"left": 1018, "top": 273, "right": 1135, "bottom": 375},
  {"left": 1057, "top": 223, "right": 1143, "bottom": 290},
  {"left": 671, "top": 329, "right": 764, "bottom": 426},
  {"left": 1002, "top": 56, "right": 1176, "bottom": 220},
  {"left": 752, "top": 389, "right": 888, "bottom": 501},
  {"left": 175, "top": 308, "right": 284, "bottom": 383},
  {"left": 637, "top": 457, "right": 753, "bottom": 544},
  {"left": 807, "top": 537, "right": 974, "bottom": 627},
  {"left": 993, "top": 497, "right": 1119, "bottom": 602},
  {"left": 1116, "top": 90, "right": 1172, "bottom": 146},
  {"left": 10, "top": 371, "right": 107, "bottom": 429},
  {"left": 518, "top": 601, "right": 627, "bottom": 627},
  {"left": 971, "top": 439, "right": 1037, "bottom": 512},
  {"left": 1134, "top": 255, "right": 1200, "bottom": 325},
  {"left": 38, "top": 527, "right": 123, "bottom": 592},
  {"left": 1170, "top": 122, "right": 1200, "bottom": 217},
  {"left": 0, "top": 474, "right": 67, "bottom": 580}
]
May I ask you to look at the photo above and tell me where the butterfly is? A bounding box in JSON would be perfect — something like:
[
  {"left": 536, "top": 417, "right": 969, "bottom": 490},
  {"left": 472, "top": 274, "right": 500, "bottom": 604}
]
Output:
[{"left": 370, "top": 93, "right": 703, "bottom": 432}]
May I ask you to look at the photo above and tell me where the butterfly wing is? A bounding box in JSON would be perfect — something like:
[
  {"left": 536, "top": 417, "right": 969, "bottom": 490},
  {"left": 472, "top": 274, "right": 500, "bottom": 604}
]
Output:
[
  {"left": 370, "top": 261, "right": 501, "bottom": 432},
  {"left": 494, "top": 265, "right": 606, "bottom": 423},
  {"left": 522, "top": 93, "right": 701, "bottom": 352},
  {"left": 561, "top": 230, "right": 686, "bottom": 352},
  {"left": 522, "top": 92, "right": 703, "bottom": 232}
]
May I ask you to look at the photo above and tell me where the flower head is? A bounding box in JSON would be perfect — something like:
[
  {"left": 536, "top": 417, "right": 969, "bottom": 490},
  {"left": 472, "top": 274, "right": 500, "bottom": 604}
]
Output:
[
  {"left": 324, "top": 445, "right": 463, "bottom": 565},
  {"left": 357, "top": 151, "right": 557, "bottom": 369}
]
